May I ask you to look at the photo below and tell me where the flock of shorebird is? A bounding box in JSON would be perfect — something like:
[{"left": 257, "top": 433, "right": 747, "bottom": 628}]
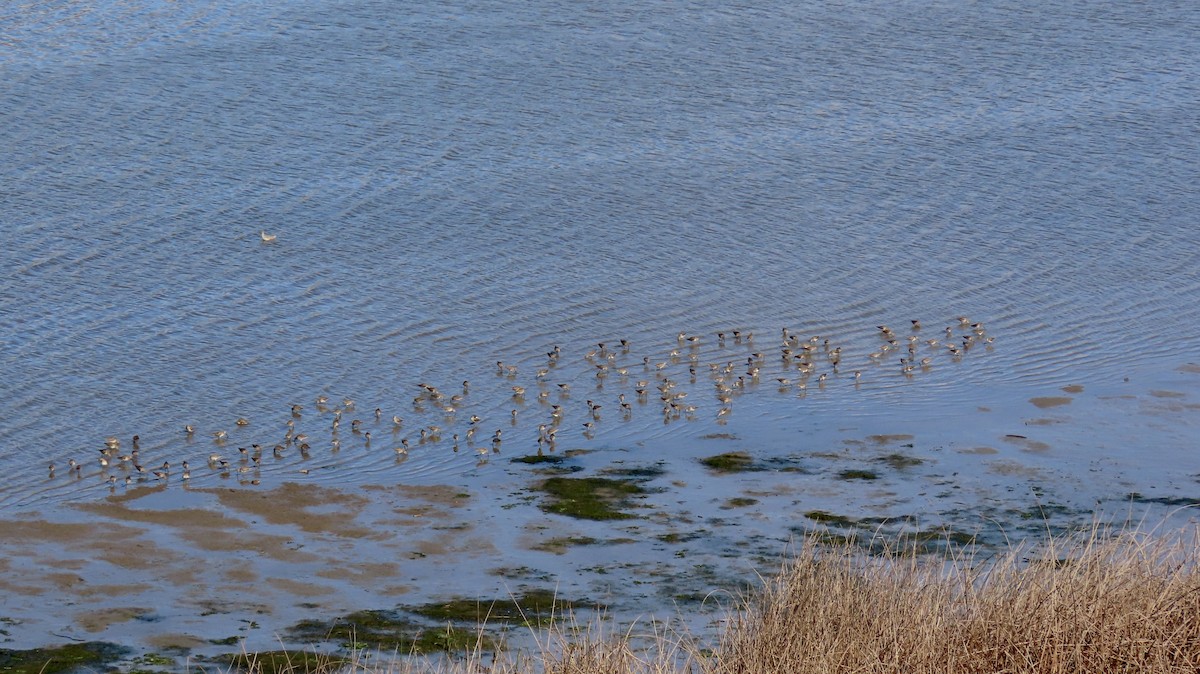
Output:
[{"left": 48, "top": 317, "right": 994, "bottom": 491}]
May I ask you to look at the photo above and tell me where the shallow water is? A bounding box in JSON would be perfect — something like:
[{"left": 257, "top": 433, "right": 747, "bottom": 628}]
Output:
[{"left": 2, "top": 0, "right": 1199, "bottom": 661}]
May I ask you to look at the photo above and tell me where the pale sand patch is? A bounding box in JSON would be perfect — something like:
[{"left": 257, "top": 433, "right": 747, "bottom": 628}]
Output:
[
  {"left": 190, "top": 598, "right": 272, "bottom": 617},
  {"left": 196, "top": 482, "right": 379, "bottom": 538},
  {"left": 0, "top": 518, "right": 143, "bottom": 544},
  {"left": 314, "top": 561, "right": 403, "bottom": 583},
  {"left": 74, "top": 606, "right": 153, "bottom": 632},
  {"left": 379, "top": 503, "right": 459, "bottom": 526},
  {"left": 267, "top": 577, "right": 339, "bottom": 598},
  {"left": 1177, "top": 363, "right": 1200, "bottom": 374},
  {"left": 146, "top": 633, "right": 210, "bottom": 650},
  {"left": 224, "top": 566, "right": 258, "bottom": 584},
  {"left": 362, "top": 483, "right": 473, "bottom": 507},
  {"left": 987, "top": 460, "right": 1041, "bottom": 477},
  {"left": 45, "top": 557, "right": 87, "bottom": 570},
  {"left": 803, "top": 483, "right": 847, "bottom": 498},
  {"left": 76, "top": 500, "right": 249, "bottom": 529},
  {"left": 164, "top": 567, "right": 204, "bottom": 585},
  {"left": 957, "top": 446, "right": 998, "bottom": 455},
  {"left": 517, "top": 526, "right": 568, "bottom": 553},
  {"left": 1061, "top": 384, "right": 1085, "bottom": 394},
  {"left": 183, "top": 529, "right": 316, "bottom": 563},
  {"left": 1029, "top": 396, "right": 1072, "bottom": 409},
  {"left": 104, "top": 483, "right": 169, "bottom": 504},
  {"left": 745, "top": 484, "right": 800, "bottom": 498},
  {"left": 44, "top": 572, "right": 85, "bottom": 591},
  {"left": 1145, "top": 402, "right": 1197, "bottom": 414},
  {"left": 412, "top": 534, "right": 498, "bottom": 559},
  {"left": 93, "top": 540, "right": 185, "bottom": 570},
  {"left": 1149, "top": 390, "right": 1187, "bottom": 399},
  {"left": 1001, "top": 435, "right": 1051, "bottom": 453},
  {"left": 1024, "top": 418, "right": 1065, "bottom": 426},
  {"left": 75, "top": 583, "right": 155, "bottom": 600},
  {"left": 867, "top": 434, "right": 915, "bottom": 444},
  {"left": 0, "top": 580, "right": 46, "bottom": 596}
]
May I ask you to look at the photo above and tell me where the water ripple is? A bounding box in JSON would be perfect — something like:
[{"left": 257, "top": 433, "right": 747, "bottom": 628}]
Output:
[{"left": 2, "top": 0, "right": 1199, "bottom": 510}]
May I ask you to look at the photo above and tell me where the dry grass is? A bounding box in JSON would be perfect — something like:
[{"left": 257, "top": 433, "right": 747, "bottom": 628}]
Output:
[
  {"left": 221, "top": 525, "right": 1200, "bottom": 674},
  {"left": 715, "top": 526, "right": 1200, "bottom": 674}
]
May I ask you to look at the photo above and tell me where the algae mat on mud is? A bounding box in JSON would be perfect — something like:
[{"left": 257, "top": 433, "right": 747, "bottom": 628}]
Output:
[
  {"left": 0, "top": 642, "right": 128, "bottom": 674},
  {"left": 535, "top": 476, "right": 649, "bottom": 520}
]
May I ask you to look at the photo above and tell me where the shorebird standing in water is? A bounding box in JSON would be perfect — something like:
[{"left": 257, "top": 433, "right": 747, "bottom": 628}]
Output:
[{"left": 260, "top": 230, "right": 277, "bottom": 242}]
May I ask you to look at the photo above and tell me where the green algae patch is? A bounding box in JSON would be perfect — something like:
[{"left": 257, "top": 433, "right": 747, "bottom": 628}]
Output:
[
  {"left": 837, "top": 469, "right": 879, "bottom": 480},
  {"left": 533, "top": 536, "right": 635, "bottom": 554},
  {"left": 802, "top": 511, "right": 918, "bottom": 531},
  {"left": 511, "top": 454, "right": 584, "bottom": 475},
  {"left": 0, "top": 642, "right": 128, "bottom": 674},
  {"left": 1127, "top": 493, "right": 1200, "bottom": 508},
  {"left": 796, "top": 527, "right": 976, "bottom": 556},
  {"left": 220, "top": 650, "right": 347, "bottom": 673},
  {"left": 131, "top": 652, "right": 175, "bottom": 667},
  {"left": 876, "top": 453, "right": 923, "bottom": 469},
  {"left": 898, "top": 529, "right": 977, "bottom": 551},
  {"left": 601, "top": 463, "right": 666, "bottom": 479},
  {"left": 491, "top": 566, "right": 555, "bottom": 582},
  {"left": 412, "top": 589, "right": 589, "bottom": 627},
  {"left": 723, "top": 497, "right": 758, "bottom": 508},
  {"left": 657, "top": 530, "right": 706, "bottom": 544},
  {"left": 811, "top": 530, "right": 855, "bottom": 547},
  {"left": 762, "top": 455, "right": 812, "bottom": 473},
  {"left": 535, "top": 476, "right": 646, "bottom": 520},
  {"left": 533, "top": 536, "right": 599, "bottom": 553},
  {"left": 511, "top": 454, "right": 566, "bottom": 465},
  {"left": 699, "top": 452, "right": 756, "bottom": 473},
  {"left": 805, "top": 510, "right": 860, "bottom": 527},
  {"left": 1007, "top": 503, "right": 1076, "bottom": 521},
  {"left": 287, "top": 610, "right": 491, "bottom": 653}
]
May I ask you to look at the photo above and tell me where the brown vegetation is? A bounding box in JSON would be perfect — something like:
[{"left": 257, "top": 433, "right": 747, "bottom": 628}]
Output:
[
  {"left": 215, "top": 527, "right": 1200, "bottom": 674},
  {"left": 716, "top": 529, "right": 1200, "bottom": 674}
]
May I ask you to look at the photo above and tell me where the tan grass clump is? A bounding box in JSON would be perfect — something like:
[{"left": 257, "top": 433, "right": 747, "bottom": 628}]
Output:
[
  {"left": 714, "top": 527, "right": 1200, "bottom": 674},
  {"left": 217, "top": 526, "right": 1200, "bottom": 674}
]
